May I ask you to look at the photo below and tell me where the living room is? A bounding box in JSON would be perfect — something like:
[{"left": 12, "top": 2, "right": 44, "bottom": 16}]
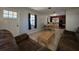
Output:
[
  {"left": 1, "top": 0, "right": 79, "bottom": 59},
  {"left": 0, "top": 7, "right": 79, "bottom": 51},
  {"left": 0, "top": 7, "right": 66, "bottom": 36}
]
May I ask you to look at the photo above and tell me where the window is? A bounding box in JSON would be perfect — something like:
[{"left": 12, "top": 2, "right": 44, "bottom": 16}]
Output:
[
  {"left": 30, "top": 14, "right": 35, "bottom": 26},
  {"left": 3, "top": 10, "right": 17, "bottom": 19},
  {"left": 28, "top": 13, "right": 37, "bottom": 30}
]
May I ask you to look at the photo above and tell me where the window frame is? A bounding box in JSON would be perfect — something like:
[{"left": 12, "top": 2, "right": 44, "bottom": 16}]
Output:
[
  {"left": 3, "top": 10, "right": 17, "bottom": 19},
  {"left": 30, "top": 14, "right": 35, "bottom": 27}
]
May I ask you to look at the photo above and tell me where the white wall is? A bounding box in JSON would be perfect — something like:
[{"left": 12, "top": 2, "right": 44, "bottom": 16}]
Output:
[
  {"left": 66, "top": 8, "right": 79, "bottom": 32},
  {"left": 2, "top": 7, "right": 79, "bottom": 36},
  {"left": 39, "top": 14, "right": 49, "bottom": 25},
  {"left": 0, "top": 7, "right": 20, "bottom": 36},
  {"left": 19, "top": 8, "right": 44, "bottom": 34},
  {"left": 38, "top": 14, "right": 51, "bottom": 25},
  {"left": 0, "top": 7, "right": 45, "bottom": 36}
]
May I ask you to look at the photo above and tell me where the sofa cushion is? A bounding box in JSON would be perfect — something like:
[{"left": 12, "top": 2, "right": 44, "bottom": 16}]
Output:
[
  {"left": 17, "top": 38, "right": 42, "bottom": 51},
  {"left": 15, "top": 33, "right": 29, "bottom": 43}
]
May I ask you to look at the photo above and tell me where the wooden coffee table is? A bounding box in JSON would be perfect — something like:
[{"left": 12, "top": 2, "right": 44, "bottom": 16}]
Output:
[{"left": 38, "top": 31, "right": 55, "bottom": 47}]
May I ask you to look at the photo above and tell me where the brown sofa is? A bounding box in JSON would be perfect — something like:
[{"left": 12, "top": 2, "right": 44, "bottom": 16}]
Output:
[
  {"left": 57, "top": 29, "right": 79, "bottom": 51},
  {"left": 0, "top": 29, "right": 51, "bottom": 51}
]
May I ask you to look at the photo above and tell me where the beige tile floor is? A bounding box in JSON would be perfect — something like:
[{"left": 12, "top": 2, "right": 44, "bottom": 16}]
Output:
[{"left": 29, "top": 29, "right": 64, "bottom": 51}]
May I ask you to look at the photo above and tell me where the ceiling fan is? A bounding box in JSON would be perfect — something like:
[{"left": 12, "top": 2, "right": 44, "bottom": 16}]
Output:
[
  {"left": 48, "top": 7, "right": 52, "bottom": 9},
  {"left": 48, "top": 7, "right": 56, "bottom": 13}
]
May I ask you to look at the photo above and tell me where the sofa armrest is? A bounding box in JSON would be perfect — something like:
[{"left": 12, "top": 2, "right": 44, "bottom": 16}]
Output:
[{"left": 15, "top": 33, "right": 29, "bottom": 43}]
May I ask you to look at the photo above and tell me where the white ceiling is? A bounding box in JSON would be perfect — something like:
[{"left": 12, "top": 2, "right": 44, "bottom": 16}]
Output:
[
  {"left": 31, "top": 7, "right": 47, "bottom": 11},
  {"left": 30, "top": 7, "right": 71, "bottom": 15}
]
